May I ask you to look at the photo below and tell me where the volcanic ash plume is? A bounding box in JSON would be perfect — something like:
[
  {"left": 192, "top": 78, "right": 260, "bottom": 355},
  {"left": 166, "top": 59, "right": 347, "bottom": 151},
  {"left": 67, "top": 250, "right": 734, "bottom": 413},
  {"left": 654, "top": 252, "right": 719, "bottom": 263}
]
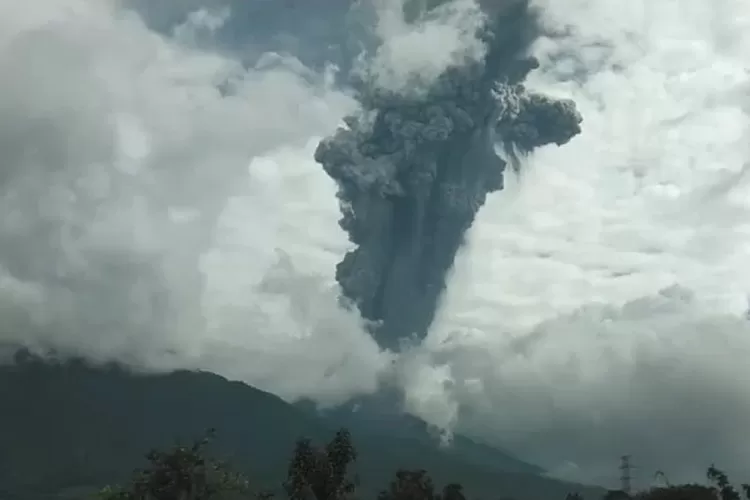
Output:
[{"left": 315, "top": 2, "right": 583, "bottom": 351}]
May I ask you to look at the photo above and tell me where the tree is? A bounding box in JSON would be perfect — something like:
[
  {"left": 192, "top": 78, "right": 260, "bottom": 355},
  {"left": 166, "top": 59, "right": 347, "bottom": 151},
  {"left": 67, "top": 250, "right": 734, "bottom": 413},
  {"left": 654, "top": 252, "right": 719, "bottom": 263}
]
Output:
[
  {"left": 377, "top": 469, "right": 465, "bottom": 500},
  {"left": 707, "top": 465, "right": 741, "bottom": 500},
  {"left": 635, "top": 484, "right": 717, "bottom": 500},
  {"left": 96, "top": 429, "right": 258, "bottom": 500},
  {"left": 603, "top": 490, "right": 631, "bottom": 500},
  {"left": 285, "top": 428, "right": 357, "bottom": 500},
  {"left": 440, "top": 483, "right": 466, "bottom": 500},
  {"left": 629, "top": 465, "right": 750, "bottom": 500},
  {"left": 378, "top": 470, "right": 437, "bottom": 500}
]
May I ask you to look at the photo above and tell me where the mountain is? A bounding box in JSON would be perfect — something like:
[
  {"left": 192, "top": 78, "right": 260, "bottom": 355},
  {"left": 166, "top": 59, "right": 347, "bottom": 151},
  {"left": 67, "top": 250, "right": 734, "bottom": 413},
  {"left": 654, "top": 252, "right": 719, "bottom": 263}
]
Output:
[
  {"left": 296, "top": 394, "right": 544, "bottom": 476},
  {"left": 0, "top": 354, "right": 604, "bottom": 500}
]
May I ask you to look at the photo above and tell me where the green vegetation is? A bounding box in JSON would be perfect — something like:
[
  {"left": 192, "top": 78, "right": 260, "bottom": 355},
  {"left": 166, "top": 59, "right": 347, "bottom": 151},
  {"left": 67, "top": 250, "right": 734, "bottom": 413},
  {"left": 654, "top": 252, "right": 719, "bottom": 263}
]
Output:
[
  {"left": 93, "top": 430, "right": 256, "bottom": 500},
  {"left": 0, "top": 356, "right": 599, "bottom": 500},
  {"left": 92, "top": 428, "right": 493, "bottom": 500},
  {"left": 92, "top": 429, "right": 749, "bottom": 500},
  {"left": 4, "top": 354, "right": 745, "bottom": 500}
]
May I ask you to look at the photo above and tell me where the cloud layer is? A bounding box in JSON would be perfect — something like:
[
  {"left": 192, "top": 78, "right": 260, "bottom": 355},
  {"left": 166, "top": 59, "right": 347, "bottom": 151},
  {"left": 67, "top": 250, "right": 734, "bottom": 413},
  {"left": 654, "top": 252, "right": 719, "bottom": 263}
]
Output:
[
  {"left": 0, "top": 0, "right": 386, "bottom": 404},
  {"left": 408, "top": 0, "right": 750, "bottom": 487}
]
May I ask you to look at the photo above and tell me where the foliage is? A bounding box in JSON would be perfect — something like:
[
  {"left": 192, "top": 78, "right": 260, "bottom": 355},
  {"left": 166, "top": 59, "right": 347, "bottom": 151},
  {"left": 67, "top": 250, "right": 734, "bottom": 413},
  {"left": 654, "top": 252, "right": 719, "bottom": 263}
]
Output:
[
  {"left": 285, "top": 429, "right": 358, "bottom": 500},
  {"left": 93, "top": 426, "right": 750, "bottom": 500},
  {"left": 632, "top": 465, "right": 750, "bottom": 500},
  {"left": 94, "top": 429, "right": 257, "bottom": 500},
  {"left": 603, "top": 491, "right": 631, "bottom": 500},
  {"left": 377, "top": 470, "right": 437, "bottom": 500},
  {"left": 377, "top": 469, "right": 466, "bottom": 500},
  {"left": 707, "top": 465, "right": 742, "bottom": 500},
  {"left": 635, "top": 484, "right": 717, "bottom": 500},
  {"left": 588, "top": 465, "right": 750, "bottom": 500}
]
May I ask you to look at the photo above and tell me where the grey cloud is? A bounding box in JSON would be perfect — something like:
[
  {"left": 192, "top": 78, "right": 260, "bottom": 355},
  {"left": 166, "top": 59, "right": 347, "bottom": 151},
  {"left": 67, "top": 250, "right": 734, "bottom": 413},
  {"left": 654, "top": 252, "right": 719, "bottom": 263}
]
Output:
[{"left": 315, "top": 0, "right": 581, "bottom": 351}]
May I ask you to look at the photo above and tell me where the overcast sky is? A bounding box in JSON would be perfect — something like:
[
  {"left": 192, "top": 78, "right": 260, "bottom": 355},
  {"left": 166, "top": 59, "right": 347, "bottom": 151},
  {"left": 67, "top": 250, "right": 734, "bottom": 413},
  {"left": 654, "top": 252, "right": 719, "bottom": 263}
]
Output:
[{"left": 1, "top": 0, "right": 750, "bottom": 490}]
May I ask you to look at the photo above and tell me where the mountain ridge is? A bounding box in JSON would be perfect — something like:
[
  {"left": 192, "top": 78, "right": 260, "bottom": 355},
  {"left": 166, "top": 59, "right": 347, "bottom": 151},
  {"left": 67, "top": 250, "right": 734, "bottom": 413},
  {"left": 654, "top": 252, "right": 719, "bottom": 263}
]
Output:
[{"left": 0, "top": 352, "right": 603, "bottom": 500}]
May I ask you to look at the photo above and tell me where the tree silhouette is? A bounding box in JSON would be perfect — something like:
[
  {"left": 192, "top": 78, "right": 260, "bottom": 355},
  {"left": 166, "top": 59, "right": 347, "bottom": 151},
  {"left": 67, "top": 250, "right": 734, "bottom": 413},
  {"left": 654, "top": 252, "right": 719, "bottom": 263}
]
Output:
[
  {"left": 634, "top": 484, "right": 717, "bottom": 500},
  {"left": 377, "top": 469, "right": 467, "bottom": 500},
  {"left": 285, "top": 428, "right": 357, "bottom": 500},
  {"left": 707, "top": 465, "right": 741, "bottom": 500},
  {"left": 628, "top": 466, "right": 750, "bottom": 500},
  {"left": 440, "top": 483, "right": 466, "bottom": 500},
  {"left": 378, "top": 470, "right": 437, "bottom": 500},
  {"left": 86, "top": 428, "right": 750, "bottom": 500},
  {"left": 603, "top": 490, "right": 631, "bottom": 500},
  {"left": 96, "top": 429, "right": 256, "bottom": 500}
]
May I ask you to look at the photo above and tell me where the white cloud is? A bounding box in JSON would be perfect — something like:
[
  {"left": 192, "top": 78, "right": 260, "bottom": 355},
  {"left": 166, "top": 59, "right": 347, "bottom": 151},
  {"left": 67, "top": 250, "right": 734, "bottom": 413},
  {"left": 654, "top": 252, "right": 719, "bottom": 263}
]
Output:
[
  {"left": 403, "top": 0, "right": 750, "bottom": 487},
  {"left": 0, "top": 0, "right": 388, "bottom": 405},
  {"left": 361, "top": 0, "right": 488, "bottom": 93},
  {"left": 171, "top": 5, "right": 231, "bottom": 46}
]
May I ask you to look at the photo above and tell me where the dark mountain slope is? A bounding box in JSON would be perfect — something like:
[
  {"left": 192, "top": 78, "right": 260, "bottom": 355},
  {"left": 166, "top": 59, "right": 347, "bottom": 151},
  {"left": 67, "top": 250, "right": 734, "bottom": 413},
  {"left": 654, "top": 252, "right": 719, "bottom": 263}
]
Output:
[
  {"left": 0, "top": 356, "right": 603, "bottom": 500},
  {"left": 297, "top": 396, "right": 543, "bottom": 476}
]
